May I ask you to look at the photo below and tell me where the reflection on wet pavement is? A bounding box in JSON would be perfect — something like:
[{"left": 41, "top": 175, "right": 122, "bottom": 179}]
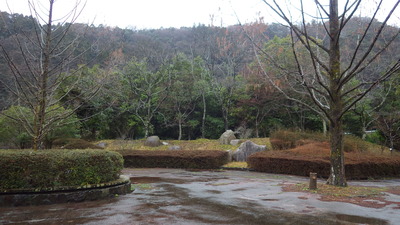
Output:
[{"left": 0, "top": 168, "right": 398, "bottom": 225}]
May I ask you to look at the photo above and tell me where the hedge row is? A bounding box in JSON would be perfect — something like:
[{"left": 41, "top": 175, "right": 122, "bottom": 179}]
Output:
[
  {"left": 270, "top": 130, "right": 373, "bottom": 152},
  {"left": 248, "top": 151, "right": 400, "bottom": 179},
  {"left": 117, "top": 150, "right": 228, "bottom": 169},
  {"left": 0, "top": 149, "right": 123, "bottom": 191}
]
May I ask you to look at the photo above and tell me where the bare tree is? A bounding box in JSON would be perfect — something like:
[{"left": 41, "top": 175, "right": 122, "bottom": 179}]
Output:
[
  {"left": 256, "top": 0, "right": 400, "bottom": 186},
  {"left": 376, "top": 111, "right": 400, "bottom": 152},
  {"left": 0, "top": 0, "right": 100, "bottom": 149}
]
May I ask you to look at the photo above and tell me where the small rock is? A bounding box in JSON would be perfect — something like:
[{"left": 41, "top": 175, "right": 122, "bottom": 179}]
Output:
[
  {"left": 97, "top": 142, "right": 107, "bottom": 148},
  {"left": 168, "top": 145, "right": 182, "bottom": 150},
  {"left": 144, "top": 136, "right": 162, "bottom": 147},
  {"left": 162, "top": 142, "right": 169, "bottom": 146},
  {"left": 230, "top": 139, "right": 241, "bottom": 146}
]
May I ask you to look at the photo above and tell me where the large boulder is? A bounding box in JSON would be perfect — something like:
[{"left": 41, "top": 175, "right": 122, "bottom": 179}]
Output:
[
  {"left": 233, "top": 141, "right": 267, "bottom": 162},
  {"left": 219, "top": 130, "right": 237, "bottom": 145},
  {"left": 144, "top": 136, "right": 162, "bottom": 147}
]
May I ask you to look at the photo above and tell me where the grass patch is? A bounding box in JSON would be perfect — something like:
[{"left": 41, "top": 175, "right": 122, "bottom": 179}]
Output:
[
  {"left": 284, "top": 182, "right": 400, "bottom": 208},
  {"left": 131, "top": 183, "right": 155, "bottom": 191},
  {"left": 96, "top": 138, "right": 270, "bottom": 151},
  {"left": 223, "top": 162, "right": 248, "bottom": 168},
  {"left": 286, "top": 182, "right": 386, "bottom": 198}
]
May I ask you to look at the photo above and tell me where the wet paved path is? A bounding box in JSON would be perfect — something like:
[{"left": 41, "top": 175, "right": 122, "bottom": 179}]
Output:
[{"left": 1, "top": 168, "right": 400, "bottom": 224}]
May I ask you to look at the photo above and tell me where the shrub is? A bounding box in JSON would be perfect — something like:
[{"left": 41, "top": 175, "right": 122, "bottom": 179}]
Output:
[
  {"left": 270, "top": 130, "right": 327, "bottom": 150},
  {"left": 365, "top": 131, "right": 385, "bottom": 145},
  {"left": 52, "top": 138, "right": 103, "bottom": 149},
  {"left": 270, "top": 130, "right": 374, "bottom": 152},
  {"left": 248, "top": 142, "right": 400, "bottom": 179},
  {"left": 248, "top": 144, "right": 331, "bottom": 177},
  {"left": 343, "top": 135, "right": 373, "bottom": 153},
  {"left": 0, "top": 149, "right": 123, "bottom": 191},
  {"left": 118, "top": 150, "right": 228, "bottom": 169},
  {"left": 0, "top": 105, "right": 80, "bottom": 149}
]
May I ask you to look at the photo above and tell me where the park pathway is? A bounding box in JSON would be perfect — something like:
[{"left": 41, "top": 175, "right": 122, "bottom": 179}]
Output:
[{"left": 1, "top": 168, "right": 399, "bottom": 224}]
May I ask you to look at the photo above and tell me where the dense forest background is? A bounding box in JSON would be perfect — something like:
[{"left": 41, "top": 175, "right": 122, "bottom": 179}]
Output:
[{"left": 1, "top": 11, "right": 399, "bottom": 149}]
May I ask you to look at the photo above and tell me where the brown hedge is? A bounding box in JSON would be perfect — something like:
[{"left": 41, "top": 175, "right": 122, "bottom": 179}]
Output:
[
  {"left": 117, "top": 150, "right": 228, "bottom": 169},
  {"left": 270, "top": 130, "right": 373, "bottom": 152},
  {"left": 0, "top": 149, "right": 123, "bottom": 191},
  {"left": 52, "top": 138, "right": 103, "bottom": 149},
  {"left": 248, "top": 142, "right": 400, "bottom": 179}
]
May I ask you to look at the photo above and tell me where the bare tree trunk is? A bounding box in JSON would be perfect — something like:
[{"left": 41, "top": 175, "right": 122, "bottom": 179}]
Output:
[
  {"left": 327, "top": 0, "right": 347, "bottom": 186},
  {"left": 222, "top": 108, "right": 229, "bottom": 131},
  {"left": 255, "top": 108, "right": 260, "bottom": 138},
  {"left": 33, "top": 0, "right": 54, "bottom": 150},
  {"left": 201, "top": 93, "right": 206, "bottom": 138},
  {"left": 361, "top": 126, "right": 367, "bottom": 140},
  {"left": 178, "top": 117, "right": 182, "bottom": 140},
  {"left": 322, "top": 119, "right": 327, "bottom": 136},
  {"left": 144, "top": 97, "right": 152, "bottom": 138},
  {"left": 255, "top": 121, "right": 260, "bottom": 138},
  {"left": 144, "top": 122, "right": 150, "bottom": 138},
  {"left": 327, "top": 116, "right": 347, "bottom": 186}
]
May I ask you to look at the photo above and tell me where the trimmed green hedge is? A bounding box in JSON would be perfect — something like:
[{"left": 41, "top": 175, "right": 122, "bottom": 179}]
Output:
[
  {"left": 117, "top": 150, "right": 228, "bottom": 169},
  {"left": 0, "top": 149, "right": 123, "bottom": 191}
]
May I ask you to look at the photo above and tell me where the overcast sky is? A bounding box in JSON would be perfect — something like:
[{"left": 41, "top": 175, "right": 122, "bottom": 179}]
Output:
[
  {"left": 0, "top": 0, "right": 269, "bottom": 29},
  {"left": 1, "top": 0, "right": 398, "bottom": 29}
]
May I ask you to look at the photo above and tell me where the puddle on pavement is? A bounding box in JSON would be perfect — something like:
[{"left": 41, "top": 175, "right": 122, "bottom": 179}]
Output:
[
  {"left": 206, "top": 190, "right": 222, "bottom": 194},
  {"left": 262, "top": 198, "right": 279, "bottom": 201},
  {"left": 131, "top": 176, "right": 188, "bottom": 184},
  {"left": 131, "top": 175, "right": 223, "bottom": 185},
  {"left": 232, "top": 188, "right": 248, "bottom": 191},
  {"left": 0, "top": 169, "right": 395, "bottom": 225},
  {"left": 151, "top": 183, "right": 326, "bottom": 225}
]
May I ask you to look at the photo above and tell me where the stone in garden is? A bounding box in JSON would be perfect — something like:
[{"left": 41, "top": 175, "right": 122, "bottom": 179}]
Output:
[
  {"left": 144, "top": 136, "right": 162, "bottom": 147},
  {"left": 168, "top": 145, "right": 182, "bottom": 150},
  {"left": 226, "top": 149, "right": 235, "bottom": 162},
  {"left": 162, "top": 141, "right": 169, "bottom": 146},
  {"left": 219, "top": 130, "right": 236, "bottom": 145},
  {"left": 230, "top": 139, "right": 241, "bottom": 146},
  {"left": 97, "top": 142, "right": 107, "bottom": 148},
  {"left": 232, "top": 140, "right": 266, "bottom": 162}
]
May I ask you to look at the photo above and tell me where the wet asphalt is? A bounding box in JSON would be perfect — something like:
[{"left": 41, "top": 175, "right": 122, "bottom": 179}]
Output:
[{"left": 0, "top": 168, "right": 399, "bottom": 225}]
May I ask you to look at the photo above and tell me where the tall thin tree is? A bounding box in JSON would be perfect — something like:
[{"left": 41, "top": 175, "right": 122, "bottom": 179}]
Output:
[
  {"left": 0, "top": 0, "right": 100, "bottom": 149},
  {"left": 256, "top": 0, "right": 400, "bottom": 186}
]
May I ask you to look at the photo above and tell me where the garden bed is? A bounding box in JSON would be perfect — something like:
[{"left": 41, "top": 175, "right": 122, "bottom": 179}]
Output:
[
  {"left": 117, "top": 149, "right": 229, "bottom": 169},
  {"left": 248, "top": 141, "right": 400, "bottom": 179},
  {"left": 0, "top": 149, "right": 127, "bottom": 206},
  {"left": 0, "top": 175, "right": 132, "bottom": 207}
]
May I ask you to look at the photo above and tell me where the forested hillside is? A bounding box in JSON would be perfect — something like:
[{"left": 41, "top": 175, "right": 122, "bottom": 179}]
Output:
[{"left": 1, "top": 10, "right": 399, "bottom": 149}]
